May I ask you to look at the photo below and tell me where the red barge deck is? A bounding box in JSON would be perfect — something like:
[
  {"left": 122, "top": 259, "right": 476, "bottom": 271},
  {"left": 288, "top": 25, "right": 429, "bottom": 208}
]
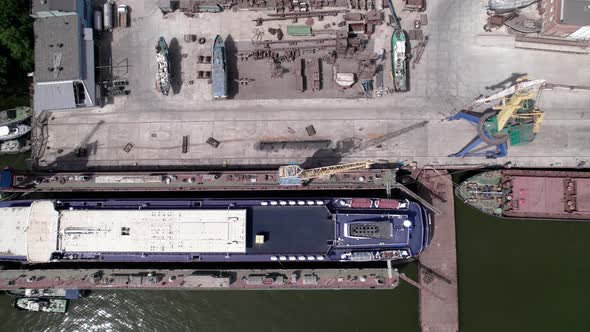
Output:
[
  {"left": 0, "top": 268, "right": 399, "bottom": 290},
  {"left": 0, "top": 169, "right": 391, "bottom": 193}
]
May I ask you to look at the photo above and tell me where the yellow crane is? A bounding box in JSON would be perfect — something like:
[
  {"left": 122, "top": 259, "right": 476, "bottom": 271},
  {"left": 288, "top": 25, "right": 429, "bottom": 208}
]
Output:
[
  {"left": 475, "top": 78, "right": 545, "bottom": 132},
  {"left": 278, "top": 160, "right": 375, "bottom": 185},
  {"left": 448, "top": 78, "right": 546, "bottom": 158}
]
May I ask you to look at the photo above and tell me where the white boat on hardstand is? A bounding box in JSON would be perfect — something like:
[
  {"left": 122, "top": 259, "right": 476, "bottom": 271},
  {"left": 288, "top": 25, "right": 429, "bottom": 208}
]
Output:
[
  {"left": 0, "top": 124, "right": 31, "bottom": 141},
  {"left": 0, "top": 139, "right": 31, "bottom": 155}
]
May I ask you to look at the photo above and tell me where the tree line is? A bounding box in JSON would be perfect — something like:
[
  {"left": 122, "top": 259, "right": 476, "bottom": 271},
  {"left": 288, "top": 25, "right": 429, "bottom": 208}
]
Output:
[{"left": 0, "top": 0, "right": 33, "bottom": 108}]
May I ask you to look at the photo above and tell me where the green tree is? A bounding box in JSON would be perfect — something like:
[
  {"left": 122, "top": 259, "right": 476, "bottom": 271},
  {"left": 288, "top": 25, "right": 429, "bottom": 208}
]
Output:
[{"left": 0, "top": 0, "right": 33, "bottom": 108}]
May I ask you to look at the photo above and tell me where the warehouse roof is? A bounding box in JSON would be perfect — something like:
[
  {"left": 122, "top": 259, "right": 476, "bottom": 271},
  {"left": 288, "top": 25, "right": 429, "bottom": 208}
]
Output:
[
  {"left": 34, "top": 15, "right": 81, "bottom": 83},
  {"left": 32, "top": 0, "right": 79, "bottom": 14},
  {"left": 561, "top": 0, "right": 590, "bottom": 26}
]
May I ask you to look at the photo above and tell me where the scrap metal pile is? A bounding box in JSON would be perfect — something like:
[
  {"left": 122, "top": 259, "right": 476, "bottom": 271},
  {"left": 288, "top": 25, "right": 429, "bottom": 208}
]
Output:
[{"left": 160, "top": 0, "right": 428, "bottom": 97}]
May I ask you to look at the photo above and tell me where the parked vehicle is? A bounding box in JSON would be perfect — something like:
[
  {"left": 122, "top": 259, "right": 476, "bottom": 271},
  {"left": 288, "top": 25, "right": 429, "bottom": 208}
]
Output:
[
  {"left": 0, "top": 124, "right": 31, "bottom": 141},
  {"left": 118, "top": 5, "right": 129, "bottom": 28}
]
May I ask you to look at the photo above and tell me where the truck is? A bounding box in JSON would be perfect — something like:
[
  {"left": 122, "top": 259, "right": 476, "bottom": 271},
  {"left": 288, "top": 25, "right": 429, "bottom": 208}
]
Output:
[
  {"left": 404, "top": 0, "right": 425, "bottom": 11},
  {"left": 117, "top": 5, "right": 129, "bottom": 28}
]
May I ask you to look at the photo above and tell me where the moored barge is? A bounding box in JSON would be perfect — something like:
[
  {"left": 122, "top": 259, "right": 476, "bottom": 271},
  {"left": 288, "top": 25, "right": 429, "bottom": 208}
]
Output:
[{"left": 456, "top": 169, "right": 590, "bottom": 220}]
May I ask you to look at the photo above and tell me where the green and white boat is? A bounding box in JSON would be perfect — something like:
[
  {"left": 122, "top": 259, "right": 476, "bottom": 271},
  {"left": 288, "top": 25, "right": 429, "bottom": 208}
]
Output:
[
  {"left": 155, "top": 37, "right": 170, "bottom": 96},
  {"left": 0, "top": 107, "right": 32, "bottom": 127},
  {"left": 391, "top": 30, "right": 408, "bottom": 92},
  {"left": 13, "top": 298, "right": 68, "bottom": 313}
]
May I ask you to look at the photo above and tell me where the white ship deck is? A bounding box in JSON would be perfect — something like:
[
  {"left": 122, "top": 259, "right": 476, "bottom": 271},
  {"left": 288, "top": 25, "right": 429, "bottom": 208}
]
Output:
[
  {"left": 0, "top": 206, "right": 29, "bottom": 257},
  {"left": 57, "top": 209, "right": 247, "bottom": 254},
  {"left": 2, "top": 201, "right": 247, "bottom": 262}
]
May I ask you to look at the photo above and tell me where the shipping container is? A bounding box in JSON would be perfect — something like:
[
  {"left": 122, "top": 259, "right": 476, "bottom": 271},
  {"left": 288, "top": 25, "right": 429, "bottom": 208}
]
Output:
[{"left": 287, "top": 25, "right": 312, "bottom": 36}]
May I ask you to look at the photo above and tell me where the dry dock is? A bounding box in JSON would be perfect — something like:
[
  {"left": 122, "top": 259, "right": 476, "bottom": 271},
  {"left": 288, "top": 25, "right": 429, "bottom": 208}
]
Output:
[{"left": 415, "top": 169, "right": 459, "bottom": 332}]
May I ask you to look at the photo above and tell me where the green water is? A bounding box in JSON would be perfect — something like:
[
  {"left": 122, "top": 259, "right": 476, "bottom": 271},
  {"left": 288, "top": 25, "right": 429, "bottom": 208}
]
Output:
[
  {"left": 456, "top": 200, "right": 590, "bottom": 332},
  {"left": 0, "top": 198, "right": 589, "bottom": 331},
  {"left": 0, "top": 153, "right": 29, "bottom": 171},
  {"left": 0, "top": 266, "right": 421, "bottom": 332}
]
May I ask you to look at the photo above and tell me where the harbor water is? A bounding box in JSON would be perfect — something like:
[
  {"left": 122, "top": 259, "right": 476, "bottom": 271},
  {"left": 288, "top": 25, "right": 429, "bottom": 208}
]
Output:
[{"left": 0, "top": 199, "right": 589, "bottom": 331}]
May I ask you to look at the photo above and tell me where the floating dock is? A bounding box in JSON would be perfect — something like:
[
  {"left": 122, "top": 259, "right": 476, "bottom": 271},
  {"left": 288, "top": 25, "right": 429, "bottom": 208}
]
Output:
[
  {"left": 0, "top": 268, "right": 399, "bottom": 290},
  {"left": 0, "top": 169, "right": 391, "bottom": 192}
]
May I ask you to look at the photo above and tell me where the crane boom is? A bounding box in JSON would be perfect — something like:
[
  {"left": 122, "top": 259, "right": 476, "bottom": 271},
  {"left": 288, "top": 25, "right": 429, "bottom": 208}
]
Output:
[
  {"left": 386, "top": 0, "right": 401, "bottom": 31},
  {"left": 278, "top": 160, "right": 375, "bottom": 185},
  {"left": 474, "top": 79, "right": 545, "bottom": 104}
]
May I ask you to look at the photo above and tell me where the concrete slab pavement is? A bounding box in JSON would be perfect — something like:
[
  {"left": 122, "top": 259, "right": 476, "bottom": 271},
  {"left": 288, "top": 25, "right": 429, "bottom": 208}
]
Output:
[
  {"left": 34, "top": 86, "right": 590, "bottom": 170},
  {"left": 33, "top": 0, "right": 590, "bottom": 171}
]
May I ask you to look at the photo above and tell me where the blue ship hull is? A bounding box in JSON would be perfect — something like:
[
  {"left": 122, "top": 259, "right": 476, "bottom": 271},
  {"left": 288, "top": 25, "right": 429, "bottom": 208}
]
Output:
[{"left": 0, "top": 198, "right": 432, "bottom": 264}]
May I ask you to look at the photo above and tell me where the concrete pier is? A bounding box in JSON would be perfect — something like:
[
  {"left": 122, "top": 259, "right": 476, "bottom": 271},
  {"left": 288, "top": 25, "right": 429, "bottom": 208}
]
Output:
[{"left": 416, "top": 169, "right": 459, "bottom": 332}]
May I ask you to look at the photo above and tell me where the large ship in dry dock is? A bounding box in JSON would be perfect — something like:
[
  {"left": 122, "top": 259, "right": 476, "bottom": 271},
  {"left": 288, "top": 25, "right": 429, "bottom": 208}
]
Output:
[
  {"left": 456, "top": 169, "right": 590, "bottom": 220},
  {"left": 0, "top": 197, "right": 431, "bottom": 264}
]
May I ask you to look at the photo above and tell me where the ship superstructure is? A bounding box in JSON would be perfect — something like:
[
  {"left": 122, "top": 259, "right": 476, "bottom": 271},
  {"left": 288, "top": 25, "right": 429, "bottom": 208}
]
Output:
[{"left": 0, "top": 198, "right": 432, "bottom": 264}]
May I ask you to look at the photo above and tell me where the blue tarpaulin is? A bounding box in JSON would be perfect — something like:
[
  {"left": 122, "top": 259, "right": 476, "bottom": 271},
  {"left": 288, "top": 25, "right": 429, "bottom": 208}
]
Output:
[{"left": 0, "top": 170, "right": 13, "bottom": 189}]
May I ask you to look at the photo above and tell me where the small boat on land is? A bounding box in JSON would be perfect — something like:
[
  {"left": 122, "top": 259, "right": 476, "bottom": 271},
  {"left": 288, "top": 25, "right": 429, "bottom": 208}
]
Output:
[
  {"left": 0, "top": 107, "right": 31, "bottom": 127},
  {"left": 391, "top": 30, "right": 408, "bottom": 92},
  {"left": 13, "top": 297, "right": 68, "bottom": 313},
  {"left": 212, "top": 35, "right": 227, "bottom": 99},
  {"left": 0, "top": 124, "right": 31, "bottom": 141},
  {"left": 155, "top": 37, "right": 171, "bottom": 96}
]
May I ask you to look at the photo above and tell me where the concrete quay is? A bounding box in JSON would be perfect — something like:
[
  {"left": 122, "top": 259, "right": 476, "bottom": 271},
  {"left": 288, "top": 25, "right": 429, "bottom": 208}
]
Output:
[
  {"left": 31, "top": 0, "right": 590, "bottom": 171},
  {"left": 33, "top": 87, "right": 590, "bottom": 171},
  {"left": 415, "top": 169, "right": 459, "bottom": 332}
]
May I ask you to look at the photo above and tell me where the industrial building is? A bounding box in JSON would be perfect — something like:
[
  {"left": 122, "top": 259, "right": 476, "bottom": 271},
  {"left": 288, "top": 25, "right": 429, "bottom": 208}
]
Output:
[
  {"left": 31, "top": 0, "right": 96, "bottom": 112},
  {"left": 541, "top": 0, "right": 590, "bottom": 39}
]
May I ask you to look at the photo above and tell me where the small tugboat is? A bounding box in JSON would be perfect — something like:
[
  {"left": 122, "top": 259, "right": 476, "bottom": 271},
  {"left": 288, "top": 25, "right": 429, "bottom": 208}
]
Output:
[
  {"left": 391, "top": 29, "right": 408, "bottom": 92},
  {"left": 0, "top": 139, "right": 31, "bottom": 155},
  {"left": 155, "top": 37, "right": 171, "bottom": 96},
  {"left": 211, "top": 35, "right": 227, "bottom": 99},
  {"left": 13, "top": 298, "right": 68, "bottom": 313},
  {"left": 0, "top": 124, "right": 31, "bottom": 141},
  {"left": 0, "top": 107, "right": 32, "bottom": 127}
]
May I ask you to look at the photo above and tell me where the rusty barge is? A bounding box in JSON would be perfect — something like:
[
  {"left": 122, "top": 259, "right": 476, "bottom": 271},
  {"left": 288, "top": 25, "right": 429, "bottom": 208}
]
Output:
[
  {"left": 0, "top": 169, "right": 391, "bottom": 194},
  {"left": 456, "top": 169, "right": 590, "bottom": 220},
  {"left": 0, "top": 268, "right": 399, "bottom": 291}
]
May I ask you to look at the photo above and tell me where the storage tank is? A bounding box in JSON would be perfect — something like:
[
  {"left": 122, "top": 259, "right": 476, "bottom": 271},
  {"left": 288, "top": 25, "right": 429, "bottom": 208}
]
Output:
[
  {"left": 103, "top": 2, "right": 113, "bottom": 31},
  {"left": 93, "top": 10, "right": 103, "bottom": 32}
]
